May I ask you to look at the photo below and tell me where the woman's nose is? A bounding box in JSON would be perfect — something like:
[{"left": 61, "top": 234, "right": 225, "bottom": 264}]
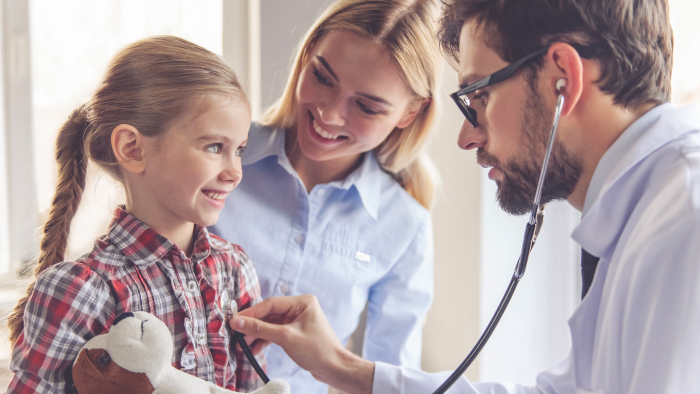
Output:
[
  {"left": 317, "top": 96, "right": 346, "bottom": 126},
  {"left": 457, "top": 119, "right": 487, "bottom": 150}
]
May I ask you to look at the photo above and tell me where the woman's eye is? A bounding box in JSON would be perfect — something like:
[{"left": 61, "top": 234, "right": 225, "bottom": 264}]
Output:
[
  {"left": 312, "top": 68, "right": 333, "bottom": 87},
  {"left": 235, "top": 145, "right": 246, "bottom": 157},
  {"left": 205, "top": 143, "right": 223, "bottom": 154},
  {"left": 356, "top": 100, "right": 379, "bottom": 115}
]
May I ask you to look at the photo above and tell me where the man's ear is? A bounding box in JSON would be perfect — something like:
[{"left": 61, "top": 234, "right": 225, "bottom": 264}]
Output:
[
  {"left": 396, "top": 98, "right": 431, "bottom": 129},
  {"left": 111, "top": 124, "right": 147, "bottom": 174},
  {"left": 546, "top": 43, "right": 586, "bottom": 116}
]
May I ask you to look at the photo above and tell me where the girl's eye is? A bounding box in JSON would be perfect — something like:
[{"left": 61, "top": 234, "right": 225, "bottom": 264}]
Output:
[
  {"left": 356, "top": 100, "right": 380, "bottom": 116},
  {"left": 235, "top": 145, "right": 246, "bottom": 157},
  {"left": 312, "top": 68, "right": 334, "bottom": 87},
  {"left": 205, "top": 143, "right": 223, "bottom": 154}
]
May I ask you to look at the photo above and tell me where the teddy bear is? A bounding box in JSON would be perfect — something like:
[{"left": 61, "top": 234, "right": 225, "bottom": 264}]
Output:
[{"left": 72, "top": 311, "right": 290, "bottom": 394}]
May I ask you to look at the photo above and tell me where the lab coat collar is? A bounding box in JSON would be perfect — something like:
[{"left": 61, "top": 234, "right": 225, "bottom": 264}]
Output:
[
  {"left": 572, "top": 104, "right": 700, "bottom": 258},
  {"left": 241, "top": 123, "right": 381, "bottom": 220}
]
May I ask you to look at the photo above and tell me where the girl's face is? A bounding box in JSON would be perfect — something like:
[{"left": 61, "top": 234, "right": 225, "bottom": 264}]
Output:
[
  {"left": 143, "top": 97, "right": 251, "bottom": 229},
  {"left": 292, "top": 30, "right": 421, "bottom": 172}
]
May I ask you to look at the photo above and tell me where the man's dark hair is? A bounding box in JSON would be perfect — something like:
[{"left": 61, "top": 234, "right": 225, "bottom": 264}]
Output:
[{"left": 438, "top": 0, "right": 674, "bottom": 109}]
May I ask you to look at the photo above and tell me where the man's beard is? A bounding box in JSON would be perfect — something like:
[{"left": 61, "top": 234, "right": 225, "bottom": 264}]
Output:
[{"left": 478, "top": 77, "right": 583, "bottom": 216}]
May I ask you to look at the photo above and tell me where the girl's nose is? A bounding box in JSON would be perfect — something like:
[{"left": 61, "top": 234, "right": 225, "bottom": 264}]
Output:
[
  {"left": 457, "top": 119, "right": 487, "bottom": 150},
  {"left": 221, "top": 159, "right": 243, "bottom": 186}
]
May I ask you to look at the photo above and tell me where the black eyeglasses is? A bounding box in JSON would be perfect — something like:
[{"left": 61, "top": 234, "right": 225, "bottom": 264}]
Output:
[{"left": 451, "top": 44, "right": 601, "bottom": 128}]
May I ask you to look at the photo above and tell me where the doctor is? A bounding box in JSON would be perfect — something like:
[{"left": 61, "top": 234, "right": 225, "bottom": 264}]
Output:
[{"left": 230, "top": 0, "right": 700, "bottom": 392}]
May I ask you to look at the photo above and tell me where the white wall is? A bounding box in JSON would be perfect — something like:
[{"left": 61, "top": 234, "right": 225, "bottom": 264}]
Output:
[{"left": 423, "top": 64, "right": 482, "bottom": 381}]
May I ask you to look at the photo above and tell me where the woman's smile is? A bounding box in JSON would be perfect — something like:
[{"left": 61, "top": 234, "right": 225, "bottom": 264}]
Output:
[{"left": 308, "top": 112, "right": 348, "bottom": 143}]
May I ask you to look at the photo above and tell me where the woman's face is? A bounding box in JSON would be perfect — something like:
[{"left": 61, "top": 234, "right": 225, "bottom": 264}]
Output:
[{"left": 292, "top": 30, "right": 421, "bottom": 172}]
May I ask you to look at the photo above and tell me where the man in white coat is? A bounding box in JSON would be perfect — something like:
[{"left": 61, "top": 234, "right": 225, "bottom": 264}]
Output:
[{"left": 229, "top": 0, "right": 700, "bottom": 393}]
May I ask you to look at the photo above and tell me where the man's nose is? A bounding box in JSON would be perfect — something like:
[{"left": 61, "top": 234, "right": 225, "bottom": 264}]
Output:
[{"left": 457, "top": 119, "right": 486, "bottom": 150}]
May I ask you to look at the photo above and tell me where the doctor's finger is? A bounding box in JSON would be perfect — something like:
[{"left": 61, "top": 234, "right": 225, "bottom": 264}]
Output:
[
  {"left": 234, "top": 337, "right": 270, "bottom": 356},
  {"left": 231, "top": 315, "right": 293, "bottom": 345},
  {"left": 250, "top": 339, "right": 270, "bottom": 355},
  {"left": 240, "top": 332, "right": 271, "bottom": 351},
  {"left": 237, "top": 295, "right": 318, "bottom": 324}
]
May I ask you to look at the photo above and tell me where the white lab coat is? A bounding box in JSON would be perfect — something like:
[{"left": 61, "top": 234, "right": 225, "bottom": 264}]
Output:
[{"left": 372, "top": 104, "right": 700, "bottom": 394}]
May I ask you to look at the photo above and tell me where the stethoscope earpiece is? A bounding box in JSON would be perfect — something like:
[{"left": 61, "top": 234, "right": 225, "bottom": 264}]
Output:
[{"left": 555, "top": 78, "right": 567, "bottom": 93}]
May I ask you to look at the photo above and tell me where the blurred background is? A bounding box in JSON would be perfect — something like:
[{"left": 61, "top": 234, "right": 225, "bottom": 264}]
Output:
[{"left": 0, "top": 0, "right": 698, "bottom": 391}]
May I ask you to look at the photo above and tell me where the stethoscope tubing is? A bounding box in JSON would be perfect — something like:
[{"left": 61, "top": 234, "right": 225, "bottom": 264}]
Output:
[
  {"left": 432, "top": 93, "right": 565, "bottom": 394},
  {"left": 234, "top": 330, "right": 271, "bottom": 383}
]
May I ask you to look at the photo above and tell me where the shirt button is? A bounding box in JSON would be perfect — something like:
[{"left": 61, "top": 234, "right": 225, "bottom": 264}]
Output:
[
  {"left": 198, "top": 332, "right": 207, "bottom": 345},
  {"left": 294, "top": 235, "right": 304, "bottom": 244},
  {"left": 225, "top": 299, "right": 238, "bottom": 315},
  {"left": 317, "top": 188, "right": 325, "bottom": 196},
  {"left": 280, "top": 284, "right": 290, "bottom": 294},
  {"left": 186, "top": 281, "right": 197, "bottom": 293}
]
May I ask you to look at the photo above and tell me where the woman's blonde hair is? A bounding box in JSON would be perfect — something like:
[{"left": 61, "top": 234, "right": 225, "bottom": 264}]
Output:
[
  {"left": 7, "top": 35, "right": 247, "bottom": 344},
  {"left": 261, "top": 0, "right": 442, "bottom": 209}
]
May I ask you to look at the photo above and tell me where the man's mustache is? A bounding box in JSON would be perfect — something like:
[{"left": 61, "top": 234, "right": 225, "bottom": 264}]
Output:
[{"left": 476, "top": 148, "right": 502, "bottom": 169}]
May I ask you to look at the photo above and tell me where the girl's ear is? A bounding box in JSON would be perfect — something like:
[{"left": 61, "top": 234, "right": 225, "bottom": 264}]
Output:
[
  {"left": 111, "top": 124, "right": 147, "bottom": 174},
  {"left": 396, "top": 98, "right": 430, "bottom": 129}
]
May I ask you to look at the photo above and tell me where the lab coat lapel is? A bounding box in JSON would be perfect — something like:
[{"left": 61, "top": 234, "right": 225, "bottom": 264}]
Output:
[{"left": 569, "top": 105, "right": 700, "bottom": 391}]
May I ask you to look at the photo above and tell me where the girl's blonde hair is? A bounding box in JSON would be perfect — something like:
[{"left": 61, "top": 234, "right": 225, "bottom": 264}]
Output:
[
  {"left": 261, "top": 0, "right": 442, "bottom": 209},
  {"left": 8, "top": 35, "right": 247, "bottom": 344}
]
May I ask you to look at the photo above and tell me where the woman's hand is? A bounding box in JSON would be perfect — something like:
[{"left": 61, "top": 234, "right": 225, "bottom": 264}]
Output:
[{"left": 230, "top": 295, "right": 374, "bottom": 394}]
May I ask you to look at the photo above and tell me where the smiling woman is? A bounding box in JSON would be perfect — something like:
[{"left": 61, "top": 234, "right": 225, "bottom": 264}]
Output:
[{"left": 209, "top": 1, "right": 443, "bottom": 393}]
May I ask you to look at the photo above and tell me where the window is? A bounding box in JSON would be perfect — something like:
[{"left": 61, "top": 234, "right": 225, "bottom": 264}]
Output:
[{"left": 0, "top": 1, "right": 223, "bottom": 388}]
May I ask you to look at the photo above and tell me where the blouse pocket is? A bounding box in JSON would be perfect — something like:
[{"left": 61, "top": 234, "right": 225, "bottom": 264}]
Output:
[{"left": 320, "top": 222, "right": 373, "bottom": 273}]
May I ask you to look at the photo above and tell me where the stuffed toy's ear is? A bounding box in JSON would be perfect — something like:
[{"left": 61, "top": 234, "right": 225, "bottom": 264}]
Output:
[{"left": 73, "top": 347, "right": 155, "bottom": 394}]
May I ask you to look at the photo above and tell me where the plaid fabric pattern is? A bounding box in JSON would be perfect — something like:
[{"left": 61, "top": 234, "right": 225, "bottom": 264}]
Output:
[{"left": 8, "top": 207, "right": 265, "bottom": 393}]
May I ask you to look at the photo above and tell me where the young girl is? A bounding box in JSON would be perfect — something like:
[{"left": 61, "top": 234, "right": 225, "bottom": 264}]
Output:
[
  {"left": 6, "top": 36, "right": 262, "bottom": 393},
  {"left": 210, "top": 1, "right": 442, "bottom": 392}
]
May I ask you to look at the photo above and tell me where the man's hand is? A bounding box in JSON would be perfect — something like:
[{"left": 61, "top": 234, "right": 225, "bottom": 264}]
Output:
[{"left": 230, "top": 295, "right": 374, "bottom": 394}]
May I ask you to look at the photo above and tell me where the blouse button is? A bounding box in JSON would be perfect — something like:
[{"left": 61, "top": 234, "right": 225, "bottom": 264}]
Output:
[
  {"left": 198, "top": 332, "right": 207, "bottom": 345},
  {"left": 186, "top": 281, "right": 198, "bottom": 293}
]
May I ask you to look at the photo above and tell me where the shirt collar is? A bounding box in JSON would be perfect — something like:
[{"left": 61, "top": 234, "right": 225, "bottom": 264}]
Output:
[
  {"left": 241, "top": 124, "right": 383, "bottom": 220},
  {"left": 331, "top": 151, "right": 383, "bottom": 220},
  {"left": 240, "top": 123, "right": 285, "bottom": 166},
  {"left": 582, "top": 103, "right": 676, "bottom": 216},
  {"left": 108, "top": 206, "right": 212, "bottom": 266}
]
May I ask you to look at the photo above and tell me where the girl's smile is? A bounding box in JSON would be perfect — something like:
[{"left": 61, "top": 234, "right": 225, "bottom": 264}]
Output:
[{"left": 127, "top": 97, "right": 251, "bottom": 248}]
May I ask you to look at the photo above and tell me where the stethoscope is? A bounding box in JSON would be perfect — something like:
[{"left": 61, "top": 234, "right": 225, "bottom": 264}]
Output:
[
  {"left": 231, "top": 83, "right": 567, "bottom": 390},
  {"left": 432, "top": 83, "right": 566, "bottom": 393},
  {"left": 222, "top": 299, "right": 271, "bottom": 383}
]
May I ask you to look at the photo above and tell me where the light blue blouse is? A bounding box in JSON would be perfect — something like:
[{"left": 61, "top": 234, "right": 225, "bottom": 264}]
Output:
[{"left": 210, "top": 123, "right": 434, "bottom": 394}]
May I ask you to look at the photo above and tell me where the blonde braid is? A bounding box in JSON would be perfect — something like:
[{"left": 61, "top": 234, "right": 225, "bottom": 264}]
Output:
[{"left": 8, "top": 105, "right": 89, "bottom": 345}]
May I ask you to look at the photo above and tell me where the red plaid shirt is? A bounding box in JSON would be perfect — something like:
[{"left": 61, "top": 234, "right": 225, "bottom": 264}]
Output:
[{"left": 8, "top": 207, "right": 265, "bottom": 393}]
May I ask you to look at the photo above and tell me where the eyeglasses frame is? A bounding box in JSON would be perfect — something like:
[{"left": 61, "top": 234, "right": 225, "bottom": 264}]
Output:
[{"left": 451, "top": 44, "right": 601, "bottom": 128}]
